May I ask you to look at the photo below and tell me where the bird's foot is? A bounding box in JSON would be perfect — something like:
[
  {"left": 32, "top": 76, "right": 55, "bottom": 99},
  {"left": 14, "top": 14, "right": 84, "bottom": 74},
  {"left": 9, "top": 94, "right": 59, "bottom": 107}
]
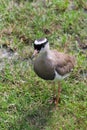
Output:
[
  {"left": 48, "top": 95, "right": 61, "bottom": 107},
  {"left": 53, "top": 95, "right": 61, "bottom": 106}
]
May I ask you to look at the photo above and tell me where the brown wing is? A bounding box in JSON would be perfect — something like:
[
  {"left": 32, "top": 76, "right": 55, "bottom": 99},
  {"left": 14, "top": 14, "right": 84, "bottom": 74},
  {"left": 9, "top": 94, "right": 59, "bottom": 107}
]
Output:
[{"left": 52, "top": 50, "right": 75, "bottom": 76}]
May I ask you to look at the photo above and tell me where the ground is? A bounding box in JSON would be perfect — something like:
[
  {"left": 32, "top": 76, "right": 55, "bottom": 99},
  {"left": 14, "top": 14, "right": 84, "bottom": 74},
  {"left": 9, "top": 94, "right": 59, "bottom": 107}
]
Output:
[{"left": 0, "top": 0, "right": 87, "bottom": 130}]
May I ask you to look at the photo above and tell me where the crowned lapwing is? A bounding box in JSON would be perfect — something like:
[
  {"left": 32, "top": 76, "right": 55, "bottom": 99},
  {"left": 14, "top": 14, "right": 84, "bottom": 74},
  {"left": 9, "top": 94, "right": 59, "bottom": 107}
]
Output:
[{"left": 32, "top": 38, "right": 75, "bottom": 106}]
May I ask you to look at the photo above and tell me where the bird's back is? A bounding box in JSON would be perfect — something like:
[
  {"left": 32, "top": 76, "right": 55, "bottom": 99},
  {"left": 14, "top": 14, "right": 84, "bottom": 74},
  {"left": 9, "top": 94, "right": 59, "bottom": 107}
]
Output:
[{"left": 49, "top": 50, "right": 75, "bottom": 76}]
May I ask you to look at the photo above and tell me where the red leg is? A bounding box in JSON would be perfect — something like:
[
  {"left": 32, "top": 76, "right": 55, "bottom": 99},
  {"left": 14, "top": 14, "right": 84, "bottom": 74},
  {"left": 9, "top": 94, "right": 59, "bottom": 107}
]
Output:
[{"left": 55, "top": 81, "right": 61, "bottom": 106}]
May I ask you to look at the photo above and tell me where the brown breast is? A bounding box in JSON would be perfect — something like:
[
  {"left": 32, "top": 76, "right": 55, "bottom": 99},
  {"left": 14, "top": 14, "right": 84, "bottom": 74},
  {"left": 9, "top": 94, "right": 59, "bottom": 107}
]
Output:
[{"left": 34, "top": 57, "right": 55, "bottom": 80}]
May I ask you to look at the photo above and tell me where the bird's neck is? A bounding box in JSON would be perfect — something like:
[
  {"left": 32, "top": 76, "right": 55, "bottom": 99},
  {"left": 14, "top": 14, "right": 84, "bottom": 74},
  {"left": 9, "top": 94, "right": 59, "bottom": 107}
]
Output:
[
  {"left": 39, "top": 43, "right": 50, "bottom": 58},
  {"left": 39, "top": 48, "right": 50, "bottom": 59}
]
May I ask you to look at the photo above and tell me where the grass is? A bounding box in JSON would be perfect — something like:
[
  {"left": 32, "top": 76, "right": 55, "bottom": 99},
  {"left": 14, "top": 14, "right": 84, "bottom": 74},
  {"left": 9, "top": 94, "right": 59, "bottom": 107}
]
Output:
[{"left": 0, "top": 0, "right": 87, "bottom": 130}]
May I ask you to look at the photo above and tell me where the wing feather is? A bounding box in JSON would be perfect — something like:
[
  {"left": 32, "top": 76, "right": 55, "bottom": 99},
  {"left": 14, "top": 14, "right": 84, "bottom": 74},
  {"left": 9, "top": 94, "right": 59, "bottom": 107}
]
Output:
[{"left": 51, "top": 50, "right": 75, "bottom": 76}]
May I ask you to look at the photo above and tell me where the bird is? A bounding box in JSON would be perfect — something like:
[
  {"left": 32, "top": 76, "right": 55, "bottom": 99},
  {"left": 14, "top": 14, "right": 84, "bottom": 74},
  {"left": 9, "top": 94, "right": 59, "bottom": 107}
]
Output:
[{"left": 32, "top": 38, "right": 75, "bottom": 106}]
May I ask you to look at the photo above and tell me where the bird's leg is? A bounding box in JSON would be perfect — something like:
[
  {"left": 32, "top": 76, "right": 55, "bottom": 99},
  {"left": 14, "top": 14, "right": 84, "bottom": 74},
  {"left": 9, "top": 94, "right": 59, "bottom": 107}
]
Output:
[
  {"left": 52, "top": 82, "right": 57, "bottom": 104},
  {"left": 55, "top": 81, "right": 61, "bottom": 106},
  {"left": 51, "top": 81, "right": 61, "bottom": 106}
]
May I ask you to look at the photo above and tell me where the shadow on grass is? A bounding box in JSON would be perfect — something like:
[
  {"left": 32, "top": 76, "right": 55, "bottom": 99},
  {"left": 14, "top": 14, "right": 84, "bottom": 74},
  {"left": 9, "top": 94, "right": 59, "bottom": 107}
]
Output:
[
  {"left": 25, "top": 104, "right": 54, "bottom": 130},
  {"left": 8, "top": 103, "right": 54, "bottom": 130}
]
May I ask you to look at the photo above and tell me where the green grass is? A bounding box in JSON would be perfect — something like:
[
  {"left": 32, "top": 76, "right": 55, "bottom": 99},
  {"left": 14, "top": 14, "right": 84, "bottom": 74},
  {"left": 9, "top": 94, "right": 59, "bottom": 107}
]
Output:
[{"left": 0, "top": 0, "right": 87, "bottom": 130}]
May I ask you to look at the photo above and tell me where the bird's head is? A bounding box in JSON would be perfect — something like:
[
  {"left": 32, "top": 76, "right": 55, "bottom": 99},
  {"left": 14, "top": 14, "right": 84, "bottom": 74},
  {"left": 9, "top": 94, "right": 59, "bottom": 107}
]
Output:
[{"left": 32, "top": 38, "right": 49, "bottom": 59}]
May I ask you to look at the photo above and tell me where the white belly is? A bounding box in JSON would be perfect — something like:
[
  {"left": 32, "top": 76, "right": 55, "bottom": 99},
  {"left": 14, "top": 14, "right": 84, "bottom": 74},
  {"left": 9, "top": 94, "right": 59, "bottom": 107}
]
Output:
[{"left": 54, "top": 71, "right": 70, "bottom": 81}]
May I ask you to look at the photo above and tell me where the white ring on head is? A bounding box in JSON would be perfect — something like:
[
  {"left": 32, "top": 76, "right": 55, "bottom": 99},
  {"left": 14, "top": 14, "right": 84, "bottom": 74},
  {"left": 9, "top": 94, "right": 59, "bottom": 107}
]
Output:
[{"left": 34, "top": 38, "right": 47, "bottom": 45}]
